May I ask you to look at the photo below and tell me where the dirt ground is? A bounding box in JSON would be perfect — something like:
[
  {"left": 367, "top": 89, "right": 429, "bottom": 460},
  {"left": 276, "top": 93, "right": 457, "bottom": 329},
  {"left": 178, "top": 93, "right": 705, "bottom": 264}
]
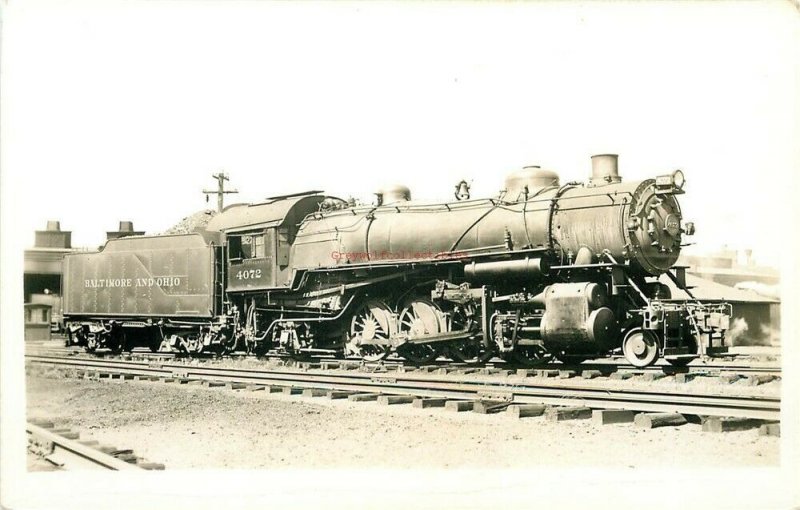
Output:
[{"left": 26, "top": 374, "right": 779, "bottom": 470}]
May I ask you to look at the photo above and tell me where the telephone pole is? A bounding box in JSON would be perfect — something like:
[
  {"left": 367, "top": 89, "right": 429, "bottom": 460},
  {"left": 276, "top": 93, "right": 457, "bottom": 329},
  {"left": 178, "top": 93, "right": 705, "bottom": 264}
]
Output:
[{"left": 203, "top": 172, "right": 239, "bottom": 212}]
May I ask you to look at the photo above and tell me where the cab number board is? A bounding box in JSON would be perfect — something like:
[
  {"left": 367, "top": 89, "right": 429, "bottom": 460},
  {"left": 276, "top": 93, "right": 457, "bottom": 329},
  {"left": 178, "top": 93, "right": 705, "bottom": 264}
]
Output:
[{"left": 235, "top": 269, "right": 262, "bottom": 280}]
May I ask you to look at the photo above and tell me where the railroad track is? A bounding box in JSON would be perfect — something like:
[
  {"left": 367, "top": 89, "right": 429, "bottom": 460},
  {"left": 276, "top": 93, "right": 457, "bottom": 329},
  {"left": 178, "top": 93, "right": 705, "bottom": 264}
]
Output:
[
  {"left": 27, "top": 354, "right": 781, "bottom": 421},
  {"left": 26, "top": 347, "right": 782, "bottom": 377},
  {"left": 27, "top": 422, "right": 146, "bottom": 470}
]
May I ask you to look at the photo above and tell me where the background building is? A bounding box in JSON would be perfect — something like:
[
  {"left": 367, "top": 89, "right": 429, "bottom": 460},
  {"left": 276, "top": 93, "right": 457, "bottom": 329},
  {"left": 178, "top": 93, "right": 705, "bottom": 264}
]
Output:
[{"left": 23, "top": 220, "right": 141, "bottom": 338}]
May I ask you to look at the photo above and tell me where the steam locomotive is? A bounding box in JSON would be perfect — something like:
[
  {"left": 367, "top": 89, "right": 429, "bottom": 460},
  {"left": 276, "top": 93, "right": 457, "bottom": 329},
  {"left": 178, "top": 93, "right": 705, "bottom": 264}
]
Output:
[{"left": 63, "top": 154, "right": 730, "bottom": 367}]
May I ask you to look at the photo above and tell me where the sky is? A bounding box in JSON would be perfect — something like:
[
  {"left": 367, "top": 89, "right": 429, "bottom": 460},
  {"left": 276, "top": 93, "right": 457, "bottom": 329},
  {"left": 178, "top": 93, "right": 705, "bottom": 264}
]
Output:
[{"left": 2, "top": 1, "right": 798, "bottom": 268}]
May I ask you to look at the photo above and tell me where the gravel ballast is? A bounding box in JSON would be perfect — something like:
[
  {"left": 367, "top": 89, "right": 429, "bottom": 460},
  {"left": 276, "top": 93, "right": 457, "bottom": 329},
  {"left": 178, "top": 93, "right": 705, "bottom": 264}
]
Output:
[{"left": 26, "top": 375, "right": 779, "bottom": 470}]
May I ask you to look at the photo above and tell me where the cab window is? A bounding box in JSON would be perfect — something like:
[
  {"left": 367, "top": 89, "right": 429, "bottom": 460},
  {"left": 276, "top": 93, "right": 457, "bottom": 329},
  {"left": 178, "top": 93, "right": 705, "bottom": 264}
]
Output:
[
  {"left": 253, "top": 235, "right": 265, "bottom": 258},
  {"left": 229, "top": 233, "right": 266, "bottom": 260}
]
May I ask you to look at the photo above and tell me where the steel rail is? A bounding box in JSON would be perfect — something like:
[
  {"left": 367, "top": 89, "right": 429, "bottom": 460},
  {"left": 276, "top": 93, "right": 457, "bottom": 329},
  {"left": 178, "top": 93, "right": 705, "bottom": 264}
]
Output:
[
  {"left": 26, "top": 423, "right": 141, "bottom": 471},
  {"left": 25, "top": 347, "right": 782, "bottom": 376},
  {"left": 27, "top": 354, "right": 781, "bottom": 420}
]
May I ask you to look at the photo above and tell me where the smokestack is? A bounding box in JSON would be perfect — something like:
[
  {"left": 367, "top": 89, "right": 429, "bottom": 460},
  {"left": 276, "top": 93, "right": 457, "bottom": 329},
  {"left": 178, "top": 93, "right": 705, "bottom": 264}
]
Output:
[
  {"left": 590, "top": 154, "right": 621, "bottom": 185},
  {"left": 35, "top": 220, "right": 71, "bottom": 248},
  {"left": 107, "top": 220, "right": 144, "bottom": 241}
]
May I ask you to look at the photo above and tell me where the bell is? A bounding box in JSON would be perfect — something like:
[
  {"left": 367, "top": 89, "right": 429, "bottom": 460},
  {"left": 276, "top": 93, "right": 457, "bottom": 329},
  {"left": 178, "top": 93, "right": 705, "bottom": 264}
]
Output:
[{"left": 454, "top": 180, "right": 471, "bottom": 201}]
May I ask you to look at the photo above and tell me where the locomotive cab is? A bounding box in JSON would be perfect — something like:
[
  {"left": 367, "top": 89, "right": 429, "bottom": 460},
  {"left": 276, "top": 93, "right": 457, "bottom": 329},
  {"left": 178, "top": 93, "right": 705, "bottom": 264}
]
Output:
[
  {"left": 225, "top": 229, "right": 279, "bottom": 288},
  {"left": 205, "top": 193, "right": 329, "bottom": 291}
]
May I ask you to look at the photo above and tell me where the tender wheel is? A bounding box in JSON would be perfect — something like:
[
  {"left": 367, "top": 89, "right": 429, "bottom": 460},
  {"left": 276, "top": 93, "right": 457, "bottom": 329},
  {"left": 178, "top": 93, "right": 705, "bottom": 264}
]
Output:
[
  {"left": 149, "top": 335, "right": 162, "bottom": 353},
  {"left": 397, "top": 299, "right": 443, "bottom": 364},
  {"left": 120, "top": 332, "right": 131, "bottom": 353},
  {"left": 85, "top": 336, "right": 98, "bottom": 353},
  {"left": 349, "top": 300, "right": 393, "bottom": 362},
  {"left": 252, "top": 342, "right": 270, "bottom": 357},
  {"left": 622, "top": 328, "right": 660, "bottom": 367},
  {"left": 109, "top": 331, "right": 126, "bottom": 354},
  {"left": 510, "top": 344, "right": 553, "bottom": 367}
]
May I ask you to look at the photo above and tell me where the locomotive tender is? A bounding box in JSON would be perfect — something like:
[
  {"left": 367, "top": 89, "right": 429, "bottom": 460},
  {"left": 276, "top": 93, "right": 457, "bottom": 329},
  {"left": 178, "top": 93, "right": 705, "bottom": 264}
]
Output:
[{"left": 63, "top": 154, "right": 730, "bottom": 367}]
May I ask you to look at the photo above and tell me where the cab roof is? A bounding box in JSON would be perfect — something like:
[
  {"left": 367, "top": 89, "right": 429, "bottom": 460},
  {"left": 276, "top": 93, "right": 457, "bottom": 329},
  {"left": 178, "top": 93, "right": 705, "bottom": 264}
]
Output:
[{"left": 205, "top": 193, "right": 326, "bottom": 233}]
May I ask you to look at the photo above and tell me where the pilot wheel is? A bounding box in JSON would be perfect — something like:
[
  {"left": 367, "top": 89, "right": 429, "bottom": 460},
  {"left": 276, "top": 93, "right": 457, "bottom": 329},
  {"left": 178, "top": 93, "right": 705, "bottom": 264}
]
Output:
[{"left": 622, "top": 328, "right": 660, "bottom": 367}]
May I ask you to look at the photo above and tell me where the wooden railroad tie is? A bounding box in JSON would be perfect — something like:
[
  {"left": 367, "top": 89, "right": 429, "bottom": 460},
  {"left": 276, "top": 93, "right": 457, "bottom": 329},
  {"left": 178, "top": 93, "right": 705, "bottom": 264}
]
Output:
[
  {"left": 674, "top": 373, "right": 697, "bottom": 384},
  {"left": 634, "top": 412, "right": 687, "bottom": 429},
  {"left": 592, "top": 409, "right": 635, "bottom": 425},
  {"left": 719, "top": 374, "right": 742, "bottom": 384},
  {"left": 412, "top": 398, "right": 448, "bottom": 409},
  {"left": 747, "top": 375, "right": 777, "bottom": 386},
  {"left": 759, "top": 423, "right": 780, "bottom": 437},
  {"left": 347, "top": 393, "right": 381, "bottom": 402},
  {"left": 702, "top": 417, "right": 762, "bottom": 433},
  {"left": 506, "top": 404, "right": 546, "bottom": 419},
  {"left": 473, "top": 400, "right": 511, "bottom": 414},
  {"left": 445, "top": 400, "right": 474, "bottom": 412},
  {"left": 327, "top": 390, "right": 356, "bottom": 399},
  {"left": 50, "top": 429, "right": 80, "bottom": 440},
  {"left": 377, "top": 395, "right": 415, "bottom": 405},
  {"left": 609, "top": 372, "right": 634, "bottom": 381},
  {"left": 640, "top": 372, "right": 666, "bottom": 382},
  {"left": 545, "top": 406, "right": 592, "bottom": 422},
  {"left": 29, "top": 418, "right": 55, "bottom": 429}
]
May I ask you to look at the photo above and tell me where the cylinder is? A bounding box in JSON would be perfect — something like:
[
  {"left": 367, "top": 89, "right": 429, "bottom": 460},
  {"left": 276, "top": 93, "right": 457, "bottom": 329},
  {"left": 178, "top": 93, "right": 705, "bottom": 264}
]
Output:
[
  {"left": 46, "top": 220, "right": 61, "bottom": 231},
  {"left": 538, "top": 283, "right": 615, "bottom": 347},
  {"left": 464, "top": 257, "right": 549, "bottom": 282},
  {"left": 590, "top": 154, "right": 621, "bottom": 185},
  {"left": 119, "top": 221, "right": 134, "bottom": 232}
]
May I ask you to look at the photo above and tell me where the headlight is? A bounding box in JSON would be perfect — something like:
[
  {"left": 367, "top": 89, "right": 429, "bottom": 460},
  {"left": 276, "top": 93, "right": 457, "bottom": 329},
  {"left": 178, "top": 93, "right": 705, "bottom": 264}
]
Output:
[
  {"left": 655, "top": 169, "right": 686, "bottom": 194},
  {"left": 672, "top": 170, "right": 685, "bottom": 190}
]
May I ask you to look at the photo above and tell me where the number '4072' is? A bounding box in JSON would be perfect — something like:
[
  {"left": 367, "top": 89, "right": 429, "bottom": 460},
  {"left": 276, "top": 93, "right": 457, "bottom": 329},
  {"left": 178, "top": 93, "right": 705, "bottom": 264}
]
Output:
[{"left": 235, "top": 269, "right": 262, "bottom": 280}]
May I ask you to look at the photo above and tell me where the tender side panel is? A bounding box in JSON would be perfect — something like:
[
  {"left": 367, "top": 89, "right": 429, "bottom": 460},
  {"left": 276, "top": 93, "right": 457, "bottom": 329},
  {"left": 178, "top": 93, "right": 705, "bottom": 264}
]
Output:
[{"left": 63, "top": 235, "right": 216, "bottom": 318}]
